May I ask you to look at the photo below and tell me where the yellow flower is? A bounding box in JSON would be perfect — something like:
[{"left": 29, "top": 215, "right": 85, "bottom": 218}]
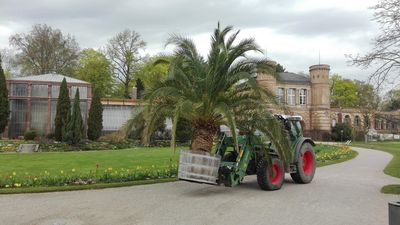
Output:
[
  {"left": 60, "top": 170, "right": 64, "bottom": 174},
  {"left": 5, "top": 185, "right": 9, "bottom": 188},
  {"left": 34, "top": 177, "right": 38, "bottom": 181},
  {"left": 12, "top": 172, "right": 16, "bottom": 176},
  {"left": 108, "top": 167, "right": 113, "bottom": 171},
  {"left": 14, "top": 183, "right": 21, "bottom": 187},
  {"left": 72, "top": 168, "right": 76, "bottom": 172}
]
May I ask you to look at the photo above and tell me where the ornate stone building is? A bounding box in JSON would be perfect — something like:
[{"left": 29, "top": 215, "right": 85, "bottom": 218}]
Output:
[{"left": 257, "top": 63, "right": 400, "bottom": 139}]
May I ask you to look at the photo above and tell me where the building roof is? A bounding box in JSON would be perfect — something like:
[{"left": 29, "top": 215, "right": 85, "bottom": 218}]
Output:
[
  {"left": 277, "top": 72, "right": 310, "bottom": 84},
  {"left": 9, "top": 74, "right": 90, "bottom": 84}
]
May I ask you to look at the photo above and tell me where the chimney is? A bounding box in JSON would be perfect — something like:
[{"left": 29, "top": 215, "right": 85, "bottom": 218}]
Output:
[{"left": 132, "top": 87, "right": 137, "bottom": 100}]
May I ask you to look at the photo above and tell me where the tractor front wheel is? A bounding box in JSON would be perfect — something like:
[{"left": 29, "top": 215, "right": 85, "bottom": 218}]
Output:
[
  {"left": 257, "top": 157, "right": 284, "bottom": 191},
  {"left": 290, "top": 142, "right": 316, "bottom": 184}
]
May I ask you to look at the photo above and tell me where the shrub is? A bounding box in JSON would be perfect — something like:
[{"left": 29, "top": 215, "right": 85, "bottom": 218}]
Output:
[
  {"left": 54, "top": 78, "right": 71, "bottom": 141},
  {"left": 24, "top": 130, "right": 37, "bottom": 140},
  {"left": 46, "top": 133, "right": 55, "bottom": 139},
  {"left": 87, "top": 89, "right": 103, "bottom": 141},
  {"left": 64, "top": 89, "right": 83, "bottom": 144},
  {"left": 0, "top": 59, "right": 9, "bottom": 134},
  {"left": 331, "top": 123, "right": 352, "bottom": 142},
  {"left": 176, "top": 118, "right": 193, "bottom": 142}
]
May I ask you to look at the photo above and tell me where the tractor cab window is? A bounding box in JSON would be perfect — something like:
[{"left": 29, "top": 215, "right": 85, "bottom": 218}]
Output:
[
  {"left": 284, "top": 120, "right": 297, "bottom": 141},
  {"left": 294, "top": 121, "right": 303, "bottom": 135}
]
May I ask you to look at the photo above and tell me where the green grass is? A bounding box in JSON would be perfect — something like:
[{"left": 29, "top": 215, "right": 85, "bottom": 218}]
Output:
[
  {"left": 0, "top": 144, "right": 356, "bottom": 194},
  {"left": 0, "top": 178, "right": 178, "bottom": 194},
  {"left": 0, "top": 147, "right": 181, "bottom": 177},
  {"left": 352, "top": 141, "right": 400, "bottom": 194}
]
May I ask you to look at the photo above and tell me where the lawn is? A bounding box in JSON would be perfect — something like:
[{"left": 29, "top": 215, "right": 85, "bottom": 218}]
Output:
[
  {"left": 0, "top": 144, "right": 356, "bottom": 193},
  {"left": 0, "top": 147, "right": 181, "bottom": 177},
  {"left": 352, "top": 141, "right": 400, "bottom": 194}
]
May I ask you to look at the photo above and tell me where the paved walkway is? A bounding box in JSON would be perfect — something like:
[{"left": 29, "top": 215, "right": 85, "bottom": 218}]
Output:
[{"left": 0, "top": 147, "right": 399, "bottom": 225}]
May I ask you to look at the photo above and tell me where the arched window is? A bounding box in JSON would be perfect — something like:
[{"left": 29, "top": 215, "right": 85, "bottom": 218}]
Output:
[
  {"left": 375, "top": 119, "right": 381, "bottom": 130},
  {"left": 354, "top": 115, "right": 361, "bottom": 127},
  {"left": 332, "top": 119, "right": 336, "bottom": 127},
  {"left": 344, "top": 115, "right": 351, "bottom": 125}
]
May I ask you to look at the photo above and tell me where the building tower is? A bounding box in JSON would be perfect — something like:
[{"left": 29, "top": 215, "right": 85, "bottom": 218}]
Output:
[{"left": 309, "top": 64, "right": 331, "bottom": 138}]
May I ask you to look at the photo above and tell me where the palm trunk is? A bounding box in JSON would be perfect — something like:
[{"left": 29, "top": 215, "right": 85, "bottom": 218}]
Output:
[{"left": 191, "top": 119, "right": 218, "bottom": 152}]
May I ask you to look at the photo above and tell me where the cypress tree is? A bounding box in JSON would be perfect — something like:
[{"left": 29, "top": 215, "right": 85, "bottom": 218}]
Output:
[
  {"left": 0, "top": 56, "right": 10, "bottom": 134},
  {"left": 87, "top": 89, "right": 103, "bottom": 140},
  {"left": 54, "top": 78, "right": 70, "bottom": 141},
  {"left": 136, "top": 78, "right": 144, "bottom": 99},
  {"left": 65, "top": 89, "right": 83, "bottom": 144}
]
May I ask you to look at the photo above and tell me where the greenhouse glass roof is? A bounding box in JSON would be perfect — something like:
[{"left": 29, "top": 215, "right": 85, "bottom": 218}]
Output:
[{"left": 9, "top": 74, "right": 89, "bottom": 84}]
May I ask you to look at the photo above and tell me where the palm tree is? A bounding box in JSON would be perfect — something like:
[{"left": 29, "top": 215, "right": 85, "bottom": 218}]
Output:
[{"left": 133, "top": 23, "right": 290, "bottom": 162}]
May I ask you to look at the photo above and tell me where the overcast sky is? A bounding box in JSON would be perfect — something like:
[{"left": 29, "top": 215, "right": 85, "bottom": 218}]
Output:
[{"left": 0, "top": 0, "right": 380, "bottom": 80}]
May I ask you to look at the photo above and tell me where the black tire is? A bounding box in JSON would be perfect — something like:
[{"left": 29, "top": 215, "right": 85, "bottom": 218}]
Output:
[
  {"left": 290, "top": 142, "right": 316, "bottom": 184},
  {"left": 257, "top": 157, "right": 284, "bottom": 191},
  {"left": 222, "top": 151, "right": 237, "bottom": 162}
]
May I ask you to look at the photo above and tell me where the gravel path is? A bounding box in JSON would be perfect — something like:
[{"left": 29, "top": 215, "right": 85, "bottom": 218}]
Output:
[{"left": 0, "top": 147, "right": 399, "bottom": 225}]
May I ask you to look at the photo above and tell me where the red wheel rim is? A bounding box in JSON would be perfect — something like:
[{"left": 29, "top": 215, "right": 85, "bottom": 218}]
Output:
[
  {"left": 303, "top": 150, "right": 314, "bottom": 176},
  {"left": 269, "top": 163, "right": 282, "bottom": 185}
]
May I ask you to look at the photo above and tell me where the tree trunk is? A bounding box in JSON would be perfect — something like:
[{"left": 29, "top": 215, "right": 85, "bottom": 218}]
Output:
[
  {"left": 191, "top": 127, "right": 217, "bottom": 152},
  {"left": 124, "top": 82, "right": 130, "bottom": 99}
]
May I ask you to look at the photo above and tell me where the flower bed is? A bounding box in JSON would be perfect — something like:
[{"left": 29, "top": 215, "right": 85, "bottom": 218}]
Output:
[
  {"left": 0, "top": 140, "right": 31, "bottom": 152},
  {"left": 316, "top": 145, "right": 354, "bottom": 163},
  {"left": 0, "top": 164, "right": 178, "bottom": 189}
]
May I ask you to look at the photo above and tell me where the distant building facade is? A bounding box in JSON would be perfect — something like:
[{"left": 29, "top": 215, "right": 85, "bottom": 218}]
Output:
[
  {"left": 257, "top": 63, "right": 400, "bottom": 139},
  {"left": 5, "top": 74, "right": 92, "bottom": 138},
  {"left": 4, "top": 74, "right": 140, "bottom": 138}
]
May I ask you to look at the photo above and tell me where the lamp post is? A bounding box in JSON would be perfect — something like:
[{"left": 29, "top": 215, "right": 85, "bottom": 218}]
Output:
[{"left": 340, "top": 129, "right": 344, "bottom": 142}]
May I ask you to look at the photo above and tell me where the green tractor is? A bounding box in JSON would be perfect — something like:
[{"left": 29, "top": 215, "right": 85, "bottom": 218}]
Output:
[{"left": 178, "top": 115, "right": 316, "bottom": 191}]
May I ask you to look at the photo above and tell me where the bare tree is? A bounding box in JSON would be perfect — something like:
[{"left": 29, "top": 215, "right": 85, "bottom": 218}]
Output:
[
  {"left": 355, "top": 80, "right": 380, "bottom": 142},
  {"left": 106, "top": 30, "right": 146, "bottom": 99},
  {"left": 348, "top": 0, "right": 400, "bottom": 89},
  {"left": 9, "top": 24, "right": 80, "bottom": 76},
  {"left": 0, "top": 48, "right": 19, "bottom": 77}
]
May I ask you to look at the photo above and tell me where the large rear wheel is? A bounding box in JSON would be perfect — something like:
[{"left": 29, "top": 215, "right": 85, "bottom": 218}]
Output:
[
  {"left": 257, "top": 157, "right": 284, "bottom": 191},
  {"left": 290, "top": 142, "right": 316, "bottom": 184}
]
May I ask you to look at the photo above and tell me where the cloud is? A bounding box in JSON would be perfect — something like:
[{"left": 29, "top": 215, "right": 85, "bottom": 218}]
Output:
[{"left": 0, "top": 0, "right": 380, "bottom": 80}]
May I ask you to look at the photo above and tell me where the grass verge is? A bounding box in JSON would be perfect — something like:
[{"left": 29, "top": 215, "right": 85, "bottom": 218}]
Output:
[
  {"left": 0, "top": 178, "right": 178, "bottom": 194},
  {"left": 352, "top": 141, "right": 400, "bottom": 194}
]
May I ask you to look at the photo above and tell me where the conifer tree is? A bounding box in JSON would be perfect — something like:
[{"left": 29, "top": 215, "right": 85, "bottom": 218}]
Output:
[
  {"left": 0, "top": 56, "right": 10, "bottom": 133},
  {"left": 54, "top": 78, "right": 70, "bottom": 141},
  {"left": 87, "top": 88, "right": 103, "bottom": 140},
  {"left": 65, "top": 89, "right": 83, "bottom": 144}
]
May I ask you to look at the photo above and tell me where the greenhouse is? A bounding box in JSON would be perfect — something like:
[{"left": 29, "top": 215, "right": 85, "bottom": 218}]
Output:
[{"left": 6, "top": 74, "right": 92, "bottom": 138}]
